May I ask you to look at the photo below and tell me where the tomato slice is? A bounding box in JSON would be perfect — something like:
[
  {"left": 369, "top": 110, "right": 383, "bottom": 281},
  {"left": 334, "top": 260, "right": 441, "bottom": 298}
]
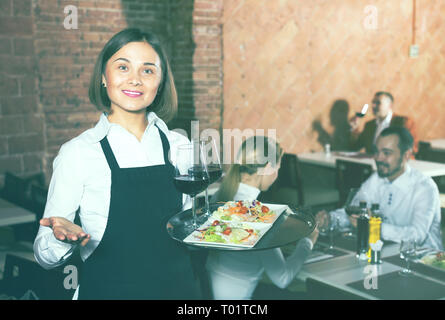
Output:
[
  {"left": 222, "top": 228, "right": 232, "bottom": 235},
  {"left": 239, "top": 207, "right": 248, "bottom": 214},
  {"left": 212, "top": 220, "right": 220, "bottom": 226},
  {"left": 261, "top": 205, "right": 269, "bottom": 213}
]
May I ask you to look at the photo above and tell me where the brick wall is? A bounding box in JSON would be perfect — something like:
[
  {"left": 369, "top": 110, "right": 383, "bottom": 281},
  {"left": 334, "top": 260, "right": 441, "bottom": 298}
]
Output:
[
  {"left": 223, "top": 0, "right": 445, "bottom": 156},
  {"left": 0, "top": 0, "right": 44, "bottom": 186},
  {"left": 0, "top": 0, "right": 224, "bottom": 185},
  {"left": 169, "top": 0, "right": 223, "bottom": 136}
]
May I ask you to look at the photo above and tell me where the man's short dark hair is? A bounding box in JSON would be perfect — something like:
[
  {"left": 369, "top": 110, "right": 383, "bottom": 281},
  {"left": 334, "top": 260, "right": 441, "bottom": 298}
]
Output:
[
  {"left": 379, "top": 126, "right": 413, "bottom": 154},
  {"left": 375, "top": 91, "right": 394, "bottom": 103}
]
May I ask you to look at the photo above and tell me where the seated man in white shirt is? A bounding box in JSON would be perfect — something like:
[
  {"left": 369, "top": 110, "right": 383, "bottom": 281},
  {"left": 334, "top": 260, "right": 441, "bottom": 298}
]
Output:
[{"left": 317, "top": 126, "right": 443, "bottom": 250}]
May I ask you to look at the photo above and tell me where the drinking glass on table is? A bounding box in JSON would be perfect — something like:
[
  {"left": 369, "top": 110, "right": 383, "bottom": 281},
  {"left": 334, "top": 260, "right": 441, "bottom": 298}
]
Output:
[
  {"left": 399, "top": 239, "right": 417, "bottom": 276},
  {"left": 328, "top": 216, "right": 340, "bottom": 250},
  {"left": 343, "top": 188, "right": 361, "bottom": 237},
  {"left": 316, "top": 212, "right": 339, "bottom": 252},
  {"left": 174, "top": 141, "right": 210, "bottom": 233},
  {"left": 201, "top": 136, "right": 222, "bottom": 218}
]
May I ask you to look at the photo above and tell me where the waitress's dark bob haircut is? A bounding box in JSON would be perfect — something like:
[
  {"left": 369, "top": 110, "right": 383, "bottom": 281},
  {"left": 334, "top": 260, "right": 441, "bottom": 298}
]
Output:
[{"left": 89, "top": 28, "right": 177, "bottom": 123}]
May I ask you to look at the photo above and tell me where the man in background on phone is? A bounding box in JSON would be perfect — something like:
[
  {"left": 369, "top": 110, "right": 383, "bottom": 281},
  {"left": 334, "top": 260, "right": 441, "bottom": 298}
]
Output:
[
  {"left": 316, "top": 127, "right": 443, "bottom": 250},
  {"left": 349, "top": 91, "right": 418, "bottom": 154}
]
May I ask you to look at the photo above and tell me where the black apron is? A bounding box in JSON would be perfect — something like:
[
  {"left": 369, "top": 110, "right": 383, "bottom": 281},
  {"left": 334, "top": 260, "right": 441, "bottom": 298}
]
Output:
[{"left": 78, "top": 126, "right": 200, "bottom": 299}]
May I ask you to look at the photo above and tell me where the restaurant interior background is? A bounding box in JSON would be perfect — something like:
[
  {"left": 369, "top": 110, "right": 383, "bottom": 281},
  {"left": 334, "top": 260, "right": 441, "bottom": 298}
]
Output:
[
  {"left": 1, "top": 0, "right": 445, "bottom": 185},
  {"left": 1, "top": 0, "right": 445, "bottom": 300}
]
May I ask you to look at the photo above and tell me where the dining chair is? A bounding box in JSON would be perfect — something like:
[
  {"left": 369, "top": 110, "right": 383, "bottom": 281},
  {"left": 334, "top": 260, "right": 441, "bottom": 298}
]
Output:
[
  {"left": 2, "top": 172, "right": 48, "bottom": 243},
  {"left": 416, "top": 141, "right": 445, "bottom": 195},
  {"left": 1, "top": 172, "right": 46, "bottom": 207},
  {"left": 29, "top": 184, "right": 48, "bottom": 220},
  {"left": 335, "top": 159, "right": 373, "bottom": 207},
  {"left": 0, "top": 254, "right": 75, "bottom": 300},
  {"left": 416, "top": 141, "right": 432, "bottom": 161},
  {"left": 260, "top": 153, "right": 339, "bottom": 208},
  {"left": 416, "top": 141, "right": 445, "bottom": 163},
  {"left": 1, "top": 172, "right": 28, "bottom": 206}
]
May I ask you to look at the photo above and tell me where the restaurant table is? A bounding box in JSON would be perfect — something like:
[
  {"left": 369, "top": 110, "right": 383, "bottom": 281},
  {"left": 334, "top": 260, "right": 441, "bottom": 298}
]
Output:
[
  {"left": 298, "top": 151, "right": 445, "bottom": 177},
  {"left": 0, "top": 198, "right": 36, "bottom": 227},
  {"left": 429, "top": 139, "right": 445, "bottom": 151},
  {"left": 166, "top": 203, "right": 315, "bottom": 251},
  {"left": 294, "top": 234, "right": 445, "bottom": 300}
]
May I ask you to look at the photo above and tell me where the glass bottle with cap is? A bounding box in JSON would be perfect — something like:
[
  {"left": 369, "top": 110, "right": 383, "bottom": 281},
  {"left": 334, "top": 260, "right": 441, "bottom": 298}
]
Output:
[
  {"left": 356, "top": 201, "right": 369, "bottom": 260},
  {"left": 371, "top": 203, "right": 384, "bottom": 219}
]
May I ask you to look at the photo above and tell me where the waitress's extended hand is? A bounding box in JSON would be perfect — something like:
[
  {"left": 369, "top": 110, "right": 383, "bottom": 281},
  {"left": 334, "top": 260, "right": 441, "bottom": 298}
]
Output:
[{"left": 40, "top": 217, "right": 90, "bottom": 246}]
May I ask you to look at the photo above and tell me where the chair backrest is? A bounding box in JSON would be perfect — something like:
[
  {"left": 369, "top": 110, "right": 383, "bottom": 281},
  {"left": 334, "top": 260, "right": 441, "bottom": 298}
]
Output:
[
  {"left": 260, "top": 153, "right": 304, "bottom": 205},
  {"left": 416, "top": 141, "right": 445, "bottom": 163},
  {"left": 2, "top": 172, "right": 28, "bottom": 206},
  {"left": 336, "top": 159, "right": 373, "bottom": 207},
  {"left": 416, "top": 141, "right": 432, "bottom": 161},
  {"left": 1, "top": 171, "right": 46, "bottom": 208},
  {"left": 428, "top": 150, "right": 445, "bottom": 163},
  {"left": 276, "top": 153, "right": 301, "bottom": 189},
  {"left": 1, "top": 254, "right": 75, "bottom": 300},
  {"left": 30, "top": 184, "right": 48, "bottom": 220}
]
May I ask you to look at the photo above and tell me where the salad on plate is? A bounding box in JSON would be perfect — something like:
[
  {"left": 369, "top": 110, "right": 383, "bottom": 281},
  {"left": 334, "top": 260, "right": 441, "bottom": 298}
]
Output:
[
  {"left": 184, "top": 219, "right": 267, "bottom": 248},
  {"left": 419, "top": 252, "right": 445, "bottom": 271},
  {"left": 211, "top": 200, "right": 278, "bottom": 223}
]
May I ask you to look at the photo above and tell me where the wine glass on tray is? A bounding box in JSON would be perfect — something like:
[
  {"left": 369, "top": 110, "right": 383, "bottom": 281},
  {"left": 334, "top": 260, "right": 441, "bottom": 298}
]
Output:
[
  {"left": 174, "top": 140, "right": 210, "bottom": 233},
  {"left": 201, "top": 136, "right": 222, "bottom": 218}
]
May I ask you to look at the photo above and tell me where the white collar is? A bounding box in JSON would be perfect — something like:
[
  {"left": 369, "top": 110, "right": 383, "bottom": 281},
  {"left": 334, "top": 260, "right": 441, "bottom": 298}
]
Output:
[
  {"left": 377, "top": 110, "right": 393, "bottom": 126},
  {"left": 383, "top": 164, "right": 412, "bottom": 190},
  {"left": 235, "top": 182, "right": 261, "bottom": 200},
  {"left": 85, "top": 111, "right": 167, "bottom": 144}
]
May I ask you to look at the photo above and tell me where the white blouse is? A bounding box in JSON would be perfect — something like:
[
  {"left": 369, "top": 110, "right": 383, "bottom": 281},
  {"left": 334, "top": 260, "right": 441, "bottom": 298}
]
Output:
[
  {"left": 331, "top": 165, "right": 443, "bottom": 250},
  {"left": 206, "top": 182, "right": 313, "bottom": 299},
  {"left": 33, "top": 112, "right": 191, "bottom": 270}
]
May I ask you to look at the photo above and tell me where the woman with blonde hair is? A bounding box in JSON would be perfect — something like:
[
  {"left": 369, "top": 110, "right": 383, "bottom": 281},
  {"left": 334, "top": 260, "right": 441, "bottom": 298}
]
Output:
[{"left": 206, "top": 136, "right": 318, "bottom": 300}]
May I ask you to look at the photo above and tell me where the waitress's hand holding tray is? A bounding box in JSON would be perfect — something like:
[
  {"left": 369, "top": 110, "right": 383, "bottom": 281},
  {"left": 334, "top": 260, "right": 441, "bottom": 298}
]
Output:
[{"left": 40, "top": 217, "right": 91, "bottom": 246}]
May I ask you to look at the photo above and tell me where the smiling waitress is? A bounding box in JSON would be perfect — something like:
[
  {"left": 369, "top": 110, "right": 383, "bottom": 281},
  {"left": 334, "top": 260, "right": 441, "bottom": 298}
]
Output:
[{"left": 33, "top": 28, "right": 200, "bottom": 299}]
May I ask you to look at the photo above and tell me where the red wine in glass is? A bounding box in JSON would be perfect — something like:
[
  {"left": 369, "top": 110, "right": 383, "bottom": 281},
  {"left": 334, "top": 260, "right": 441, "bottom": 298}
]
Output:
[
  {"left": 174, "top": 175, "right": 209, "bottom": 197},
  {"left": 206, "top": 164, "right": 223, "bottom": 184},
  {"left": 175, "top": 141, "right": 209, "bottom": 232}
]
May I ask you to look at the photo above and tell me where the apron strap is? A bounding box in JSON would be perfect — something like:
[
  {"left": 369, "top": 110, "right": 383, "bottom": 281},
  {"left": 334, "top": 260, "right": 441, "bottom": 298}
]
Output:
[
  {"left": 100, "top": 137, "right": 120, "bottom": 170},
  {"left": 99, "top": 124, "right": 172, "bottom": 171},
  {"left": 155, "top": 124, "right": 172, "bottom": 166}
]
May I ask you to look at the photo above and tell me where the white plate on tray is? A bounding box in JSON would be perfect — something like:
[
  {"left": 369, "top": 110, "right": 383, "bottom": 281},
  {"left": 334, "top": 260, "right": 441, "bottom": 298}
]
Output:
[{"left": 183, "top": 203, "right": 288, "bottom": 248}]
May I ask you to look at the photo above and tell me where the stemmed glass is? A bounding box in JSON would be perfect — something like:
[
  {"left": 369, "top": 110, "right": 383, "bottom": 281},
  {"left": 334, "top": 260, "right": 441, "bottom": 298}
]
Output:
[
  {"left": 328, "top": 216, "right": 340, "bottom": 250},
  {"left": 174, "top": 140, "right": 210, "bottom": 233},
  {"left": 399, "top": 239, "right": 417, "bottom": 276},
  {"left": 201, "top": 137, "right": 222, "bottom": 218},
  {"left": 343, "top": 188, "right": 361, "bottom": 238},
  {"left": 316, "top": 211, "right": 339, "bottom": 253}
]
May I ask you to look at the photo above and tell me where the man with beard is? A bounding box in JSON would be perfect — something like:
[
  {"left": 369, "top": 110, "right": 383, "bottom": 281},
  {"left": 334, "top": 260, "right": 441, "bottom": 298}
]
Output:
[{"left": 316, "top": 127, "right": 443, "bottom": 250}]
